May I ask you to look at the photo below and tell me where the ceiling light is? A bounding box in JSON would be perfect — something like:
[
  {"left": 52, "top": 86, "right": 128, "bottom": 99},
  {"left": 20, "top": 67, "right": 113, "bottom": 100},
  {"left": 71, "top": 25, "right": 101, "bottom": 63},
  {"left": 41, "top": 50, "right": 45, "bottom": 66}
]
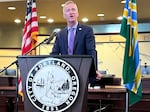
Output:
[
  {"left": 97, "top": 13, "right": 104, "bottom": 17},
  {"left": 117, "top": 16, "right": 123, "bottom": 20},
  {"left": 82, "top": 17, "right": 88, "bottom": 23},
  {"left": 121, "top": 0, "right": 126, "bottom": 4},
  {"left": 61, "top": 4, "right": 65, "bottom": 7},
  {"left": 40, "top": 16, "right": 46, "bottom": 19},
  {"left": 47, "top": 18, "right": 54, "bottom": 23},
  {"left": 8, "top": 6, "right": 16, "bottom": 10},
  {"left": 14, "top": 19, "right": 21, "bottom": 23}
]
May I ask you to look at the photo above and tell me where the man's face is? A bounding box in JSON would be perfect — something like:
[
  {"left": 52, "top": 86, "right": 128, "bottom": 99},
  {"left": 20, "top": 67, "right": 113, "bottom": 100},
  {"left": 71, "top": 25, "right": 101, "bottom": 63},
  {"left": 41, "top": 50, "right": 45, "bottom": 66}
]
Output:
[{"left": 63, "top": 3, "right": 79, "bottom": 23}]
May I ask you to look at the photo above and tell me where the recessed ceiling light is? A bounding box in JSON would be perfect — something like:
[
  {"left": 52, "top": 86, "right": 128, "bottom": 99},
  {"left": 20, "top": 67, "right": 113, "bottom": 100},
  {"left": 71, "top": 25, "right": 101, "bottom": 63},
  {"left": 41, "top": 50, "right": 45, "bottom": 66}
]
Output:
[
  {"left": 61, "top": 4, "right": 65, "bottom": 7},
  {"left": 8, "top": 6, "right": 16, "bottom": 10},
  {"left": 121, "top": 0, "right": 126, "bottom": 4},
  {"left": 40, "top": 16, "right": 46, "bottom": 19},
  {"left": 97, "top": 13, "right": 104, "bottom": 17},
  {"left": 47, "top": 18, "right": 54, "bottom": 23},
  {"left": 82, "top": 17, "right": 88, "bottom": 23},
  {"left": 14, "top": 19, "right": 21, "bottom": 23},
  {"left": 117, "top": 16, "right": 123, "bottom": 20}
]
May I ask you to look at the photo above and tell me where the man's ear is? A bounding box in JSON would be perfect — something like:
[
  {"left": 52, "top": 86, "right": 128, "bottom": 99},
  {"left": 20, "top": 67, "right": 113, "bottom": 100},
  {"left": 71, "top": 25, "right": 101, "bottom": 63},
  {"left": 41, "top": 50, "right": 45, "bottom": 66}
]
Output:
[
  {"left": 77, "top": 13, "right": 79, "bottom": 18},
  {"left": 63, "top": 14, "right": 66, "bottom": 19}
]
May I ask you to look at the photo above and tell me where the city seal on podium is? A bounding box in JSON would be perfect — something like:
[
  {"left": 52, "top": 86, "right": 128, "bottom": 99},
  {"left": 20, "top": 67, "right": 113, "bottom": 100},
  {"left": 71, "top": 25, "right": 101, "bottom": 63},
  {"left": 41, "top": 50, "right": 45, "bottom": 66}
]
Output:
[{"left": 26, "top": 57, "right": 79, "bottom": 112}]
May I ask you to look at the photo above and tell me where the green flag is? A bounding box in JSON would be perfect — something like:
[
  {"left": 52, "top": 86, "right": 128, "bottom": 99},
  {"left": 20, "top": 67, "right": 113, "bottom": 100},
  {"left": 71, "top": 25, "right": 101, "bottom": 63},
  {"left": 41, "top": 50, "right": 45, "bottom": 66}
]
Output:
[{"left": 120, "top": 0, "right": 142, "bottom": 106}]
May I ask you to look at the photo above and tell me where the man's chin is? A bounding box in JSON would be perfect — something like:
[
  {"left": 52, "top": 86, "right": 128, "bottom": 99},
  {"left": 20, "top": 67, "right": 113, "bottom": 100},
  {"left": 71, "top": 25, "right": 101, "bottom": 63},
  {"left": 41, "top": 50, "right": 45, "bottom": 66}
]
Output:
[{"left": 69, "top": 20, "right": 77, "bottom": 23}]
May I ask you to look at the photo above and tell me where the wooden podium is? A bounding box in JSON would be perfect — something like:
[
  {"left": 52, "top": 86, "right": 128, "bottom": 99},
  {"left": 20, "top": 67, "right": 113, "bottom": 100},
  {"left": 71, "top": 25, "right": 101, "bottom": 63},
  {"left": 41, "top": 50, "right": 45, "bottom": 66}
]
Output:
[{"left": 17, "top": 55, "right": 96, "bottom": 112}]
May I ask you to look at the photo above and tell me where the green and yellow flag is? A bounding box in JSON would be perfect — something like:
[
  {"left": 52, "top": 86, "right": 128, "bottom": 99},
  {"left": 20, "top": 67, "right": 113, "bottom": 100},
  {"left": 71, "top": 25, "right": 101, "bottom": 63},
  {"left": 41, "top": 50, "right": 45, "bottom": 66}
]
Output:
[{"left": 120, "top": 0, "right": 142, "bottom": 106}]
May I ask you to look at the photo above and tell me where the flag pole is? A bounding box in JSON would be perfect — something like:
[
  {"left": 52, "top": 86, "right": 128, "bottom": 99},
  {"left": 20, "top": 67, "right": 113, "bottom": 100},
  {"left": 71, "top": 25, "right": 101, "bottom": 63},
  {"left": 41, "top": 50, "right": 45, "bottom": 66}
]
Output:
[
  {"left": 15, "top": 61, "right": 19, "bottom": 112},
  {"left": 125, "top": 89, "right": 129, "bottom": 112}
]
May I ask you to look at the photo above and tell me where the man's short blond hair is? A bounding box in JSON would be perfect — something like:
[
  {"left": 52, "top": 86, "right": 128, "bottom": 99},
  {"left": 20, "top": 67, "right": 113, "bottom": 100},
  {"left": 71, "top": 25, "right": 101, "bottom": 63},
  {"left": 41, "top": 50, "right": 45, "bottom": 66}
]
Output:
[{"left": 63, "top": 0, "right": 78, "bottom": 13}]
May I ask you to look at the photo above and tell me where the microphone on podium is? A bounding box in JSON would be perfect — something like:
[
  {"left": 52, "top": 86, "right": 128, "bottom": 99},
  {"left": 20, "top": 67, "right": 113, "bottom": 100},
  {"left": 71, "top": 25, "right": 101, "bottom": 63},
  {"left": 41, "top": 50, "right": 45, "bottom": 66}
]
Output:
[
  {"left": 46, "top": 28, "right": 61, "bottom": 44},
  {"left": 46, "top": 32, "right": 57, "bottom": 44}
]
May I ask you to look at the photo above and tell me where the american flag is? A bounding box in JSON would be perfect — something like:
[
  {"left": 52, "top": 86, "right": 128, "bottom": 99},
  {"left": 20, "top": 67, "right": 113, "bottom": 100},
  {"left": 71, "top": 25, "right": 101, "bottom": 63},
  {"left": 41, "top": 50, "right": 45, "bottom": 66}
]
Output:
[
  {"left": 18, "top": 0, "right": 38, "bottom": 96},
  {"left": 21, "top": 0, "right": 38, "bottom": 55}
]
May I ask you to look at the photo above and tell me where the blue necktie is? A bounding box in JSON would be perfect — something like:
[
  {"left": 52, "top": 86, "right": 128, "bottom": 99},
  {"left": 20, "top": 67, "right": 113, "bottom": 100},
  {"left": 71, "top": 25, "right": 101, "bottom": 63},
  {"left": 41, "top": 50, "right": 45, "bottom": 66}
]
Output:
[{"left": 68, "top": 28, "right": 75, "bottom": 55}]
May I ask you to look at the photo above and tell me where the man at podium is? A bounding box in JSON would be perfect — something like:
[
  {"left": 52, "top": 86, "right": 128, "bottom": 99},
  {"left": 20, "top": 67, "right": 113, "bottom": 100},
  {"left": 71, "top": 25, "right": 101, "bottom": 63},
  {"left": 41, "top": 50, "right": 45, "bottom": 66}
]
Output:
[{"left": 50, "top": 0, "right": 102, "bottom": 82}]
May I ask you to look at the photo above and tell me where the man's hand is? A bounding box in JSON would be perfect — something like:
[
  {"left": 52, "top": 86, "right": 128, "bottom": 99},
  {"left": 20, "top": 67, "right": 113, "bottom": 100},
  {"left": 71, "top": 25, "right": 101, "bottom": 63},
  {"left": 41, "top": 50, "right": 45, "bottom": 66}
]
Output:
[{"left": 96, "top": 70, "right": 102, "bottom": 80}]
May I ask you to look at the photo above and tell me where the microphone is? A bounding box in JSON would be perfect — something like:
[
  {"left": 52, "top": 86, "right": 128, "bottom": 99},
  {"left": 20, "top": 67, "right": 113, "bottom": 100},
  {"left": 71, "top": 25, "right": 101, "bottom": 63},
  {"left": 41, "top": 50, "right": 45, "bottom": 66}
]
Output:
[{"left": 46, "top": 32, "right": 57, "bottom": 44}]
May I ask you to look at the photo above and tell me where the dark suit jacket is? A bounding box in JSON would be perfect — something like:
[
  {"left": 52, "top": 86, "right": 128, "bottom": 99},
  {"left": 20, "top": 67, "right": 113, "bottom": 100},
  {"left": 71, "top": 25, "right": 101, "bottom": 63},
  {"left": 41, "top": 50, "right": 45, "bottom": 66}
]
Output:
[
  {"left": 51, "top": 24, "right": 96, "bottom": 61},
  {"left": 50, "top": 24, "right": 97, "bottom": 84}
]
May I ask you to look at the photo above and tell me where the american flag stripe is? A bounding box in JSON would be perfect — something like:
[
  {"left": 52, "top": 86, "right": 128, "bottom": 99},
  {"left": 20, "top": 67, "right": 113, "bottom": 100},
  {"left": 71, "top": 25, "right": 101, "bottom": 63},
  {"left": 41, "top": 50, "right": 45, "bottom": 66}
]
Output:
[
  {"left": 18, "top": 77, "right": 23, "bottom": 96},
  {"left": 22, "top": 21, "right": 38, "bottom": 48}
]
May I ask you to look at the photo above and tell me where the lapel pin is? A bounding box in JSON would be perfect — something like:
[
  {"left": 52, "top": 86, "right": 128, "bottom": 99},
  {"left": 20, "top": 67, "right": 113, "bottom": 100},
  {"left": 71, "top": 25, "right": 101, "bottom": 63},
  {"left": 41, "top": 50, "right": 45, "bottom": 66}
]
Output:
[{"left": 79, "top": 28, "right": 82, "bottom": 31}]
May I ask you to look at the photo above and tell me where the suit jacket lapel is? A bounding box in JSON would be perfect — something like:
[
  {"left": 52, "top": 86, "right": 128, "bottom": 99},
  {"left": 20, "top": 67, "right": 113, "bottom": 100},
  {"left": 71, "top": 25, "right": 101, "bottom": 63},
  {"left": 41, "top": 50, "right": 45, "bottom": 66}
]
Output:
[
  {"left": 74, "top": 24, "right": 82, "bottom": 51},
  {"left": 63, "top": 28, "right": 68, "bottom": 53}
]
